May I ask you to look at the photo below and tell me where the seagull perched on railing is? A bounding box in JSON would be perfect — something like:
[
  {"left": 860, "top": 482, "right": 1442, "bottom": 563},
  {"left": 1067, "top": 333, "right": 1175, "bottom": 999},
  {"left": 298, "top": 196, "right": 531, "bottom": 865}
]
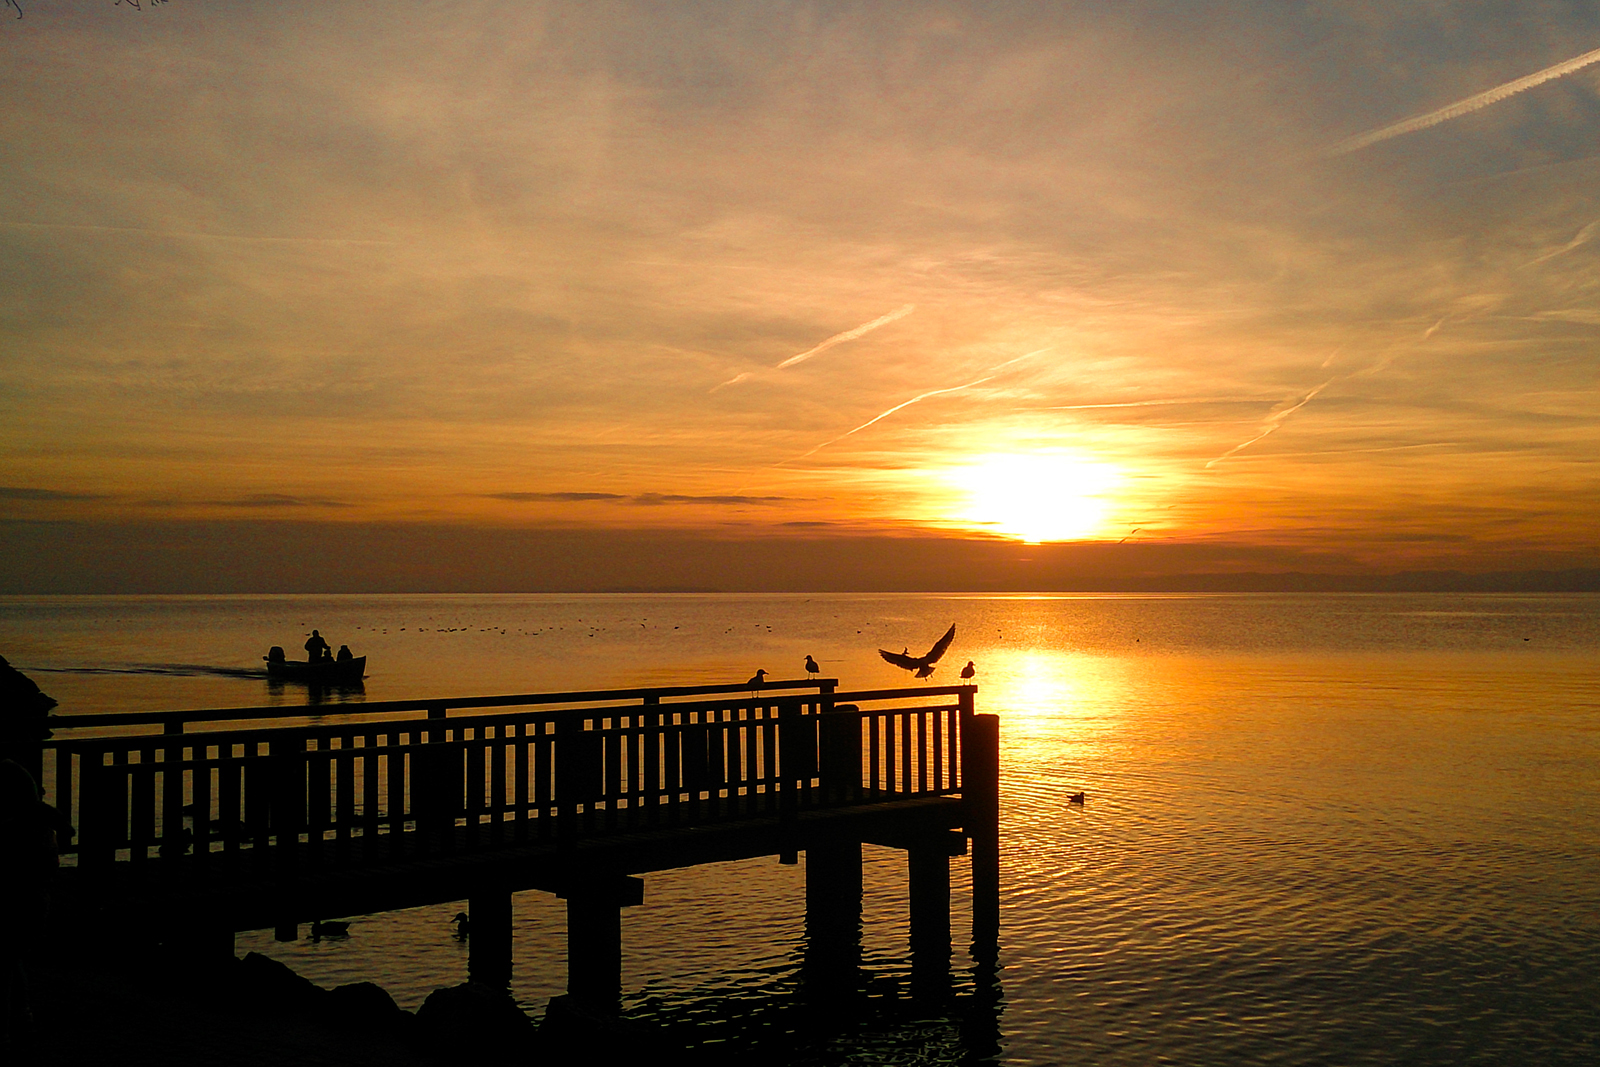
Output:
[
  {"left": 961, "top": 660, "right": 976, "bottom": 680},
  {"left": 804, "top": 655, "right": 820, "bottom": 680},
  {"left": 878, "top": 624, "right": 956, "bottom": 679},
  {"left": 746, "top": 668, "right": 767, "bottom": 694}
]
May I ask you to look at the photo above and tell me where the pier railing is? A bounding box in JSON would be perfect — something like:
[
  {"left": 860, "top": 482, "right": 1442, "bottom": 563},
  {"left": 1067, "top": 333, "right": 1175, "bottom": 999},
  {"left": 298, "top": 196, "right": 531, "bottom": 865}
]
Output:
[{"left": 42, "top": 678, "right": 976, "bottom": 873}]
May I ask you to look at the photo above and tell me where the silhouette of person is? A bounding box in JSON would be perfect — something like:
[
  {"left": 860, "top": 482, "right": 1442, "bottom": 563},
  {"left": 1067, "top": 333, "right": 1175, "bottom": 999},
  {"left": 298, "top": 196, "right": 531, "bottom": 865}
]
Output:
[
  {"left": 304, "top": 630, "right": 331, "bottom": 662},
  {"left": 0, "top": 759, "right": 61, "bottom": 1048},
  {"left": 336, "top": 645, "right": 353, "bottom": 663}
]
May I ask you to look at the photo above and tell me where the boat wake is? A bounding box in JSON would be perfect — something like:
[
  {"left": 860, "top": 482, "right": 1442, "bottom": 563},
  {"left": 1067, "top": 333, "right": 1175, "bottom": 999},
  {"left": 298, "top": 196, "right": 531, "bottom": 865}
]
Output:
[{"left": 29, "top": 663, "right": 269, "bottom": 680}]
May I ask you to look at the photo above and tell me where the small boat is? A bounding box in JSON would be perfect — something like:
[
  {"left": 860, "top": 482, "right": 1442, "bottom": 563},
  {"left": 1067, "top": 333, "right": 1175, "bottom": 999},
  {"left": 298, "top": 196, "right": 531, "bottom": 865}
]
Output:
[{"left": 265, "top": 646, "right": 366, "bottom": 684}]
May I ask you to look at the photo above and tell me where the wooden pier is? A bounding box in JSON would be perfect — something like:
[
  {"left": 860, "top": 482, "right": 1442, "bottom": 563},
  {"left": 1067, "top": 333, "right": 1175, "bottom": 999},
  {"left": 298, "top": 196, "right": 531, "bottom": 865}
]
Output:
[{"left": 40, "top": 677, "right": 1000, "bottom": 1015}]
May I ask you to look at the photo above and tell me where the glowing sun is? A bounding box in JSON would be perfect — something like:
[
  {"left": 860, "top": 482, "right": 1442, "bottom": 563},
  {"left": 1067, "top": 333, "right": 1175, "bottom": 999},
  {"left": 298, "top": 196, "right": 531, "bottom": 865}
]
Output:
[{"left": 952, "top": 453, "right": 1120, "bottom": 542}]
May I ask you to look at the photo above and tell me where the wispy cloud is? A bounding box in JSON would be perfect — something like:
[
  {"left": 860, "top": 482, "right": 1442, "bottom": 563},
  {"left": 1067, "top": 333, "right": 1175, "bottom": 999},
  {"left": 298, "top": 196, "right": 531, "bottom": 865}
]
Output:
[
  {"left": 487, "top": 492, "right": 628, "bottom": 502},
  {"left": 1038, "top": 397, "right": 1262, "bottom": 411},
  {"left": 209, "top": 494, "right": 354, "bottom": 508},
  {"left": 630, "top": 493, "right": 788, "bottom": 507},
  {"left": 712, "top": 304, "right": 915, "bottom": 392},
  {"left": 488, "top": 492, "right": 790, "bottom": 507},
  {"left": 0, "top": 220, "right": 393, "bottom": 245},
  {"left": 1328, "top": 44, "right": 1600, "bottom": 156},
  {"left": 0, "top": 487, "right": 107, "bottom": 501}
]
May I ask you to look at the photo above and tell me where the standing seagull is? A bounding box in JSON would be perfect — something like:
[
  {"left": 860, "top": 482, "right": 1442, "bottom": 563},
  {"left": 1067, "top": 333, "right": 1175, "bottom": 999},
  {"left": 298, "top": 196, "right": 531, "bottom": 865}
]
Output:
[
  {"left": 746, "top": 668, "right": 768, "bottom": 693},
  {"left": 878, "top": 624, "right": 956, "bottom": 679},
  {"left": 804, "top": 655, "right": 821, "bottom": 680},
  {"left": 960, "top": 660, "right": 976, "bottom": 680}
]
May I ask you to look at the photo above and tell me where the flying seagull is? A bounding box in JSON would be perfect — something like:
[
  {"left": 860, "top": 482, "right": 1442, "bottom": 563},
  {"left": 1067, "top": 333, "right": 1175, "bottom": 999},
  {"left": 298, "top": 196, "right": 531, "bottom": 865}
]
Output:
[{"left": 878, "top": 624, "right": 956, "bottom": 679}]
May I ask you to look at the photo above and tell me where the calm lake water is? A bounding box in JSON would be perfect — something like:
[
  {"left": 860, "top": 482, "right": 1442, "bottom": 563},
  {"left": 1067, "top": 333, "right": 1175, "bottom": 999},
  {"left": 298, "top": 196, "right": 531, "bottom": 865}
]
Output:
[{"left": 4, "top": 592, "right": 1599, "bottom": 1065}]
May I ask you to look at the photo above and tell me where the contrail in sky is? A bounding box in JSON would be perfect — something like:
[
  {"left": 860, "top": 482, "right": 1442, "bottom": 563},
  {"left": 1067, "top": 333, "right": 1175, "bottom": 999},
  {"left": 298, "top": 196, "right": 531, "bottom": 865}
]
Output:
[
  {"left": 1526, "top": 219, "right": 1600, "bottom": 266},
  {"left": 712, "top": 304, "right": 915, "bottom": 392},
  {"left": 1207, "top": 318, "right": 1448, "bottom": 468},
  {"left": 1205, "top": 381, "right": 1334, "bottom": 469},
  {"left": 795, "top": 347, "right": 1049, "bottom": 460},
  {"left": 776, "top": 304, "right": 915, "bottom": 369},
  {"left": 1327, "top": 44, "right": 1600, "bottom": 156}
]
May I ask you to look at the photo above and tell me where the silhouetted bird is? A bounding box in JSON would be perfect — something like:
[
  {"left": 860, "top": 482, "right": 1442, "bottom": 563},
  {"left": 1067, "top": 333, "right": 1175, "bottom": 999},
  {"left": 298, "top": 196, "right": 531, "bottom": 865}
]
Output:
[
  {"left": 804, "top": 655, "right": 820, "bottom": 679},
  {"left": 746, "top": 669, "right": 768, "bottom": 691},
  {"left": 1067, "top": 792, "right": 1086, "bottom": 804},
  {"left": 878, "top": 624, "right": 956, "bottom": 679},
  {"left": 310, "top": 919, "right": 350, "bottom": 939},
  {"left": 960, "top": 660, "right": 976, "bottom": 680},
  {"left": 452, "top": 911, "right": 470, "bottom": 940}
]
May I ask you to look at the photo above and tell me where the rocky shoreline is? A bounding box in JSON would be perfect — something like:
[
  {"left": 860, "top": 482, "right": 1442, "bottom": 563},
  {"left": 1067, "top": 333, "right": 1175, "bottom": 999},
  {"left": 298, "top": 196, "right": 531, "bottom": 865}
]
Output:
[{"left": 25, "top": 946, "right": 651, "bottom": 1066}]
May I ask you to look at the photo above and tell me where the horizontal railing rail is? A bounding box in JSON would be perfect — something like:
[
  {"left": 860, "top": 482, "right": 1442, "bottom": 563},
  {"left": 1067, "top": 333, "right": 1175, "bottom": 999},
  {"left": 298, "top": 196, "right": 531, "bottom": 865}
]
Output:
[
  {"left": 46, "top": 677, "right": 839, "bottom": 734},
  {"left": 40, "top": 680, "right": 976, "bottom": 878}
]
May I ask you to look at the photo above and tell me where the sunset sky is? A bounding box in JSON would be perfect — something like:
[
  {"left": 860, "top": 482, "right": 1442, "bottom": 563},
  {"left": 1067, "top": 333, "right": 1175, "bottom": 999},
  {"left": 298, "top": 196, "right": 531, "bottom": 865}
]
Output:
[{"left": 4, "top": 2, "right": 1600, "bottom": 590}]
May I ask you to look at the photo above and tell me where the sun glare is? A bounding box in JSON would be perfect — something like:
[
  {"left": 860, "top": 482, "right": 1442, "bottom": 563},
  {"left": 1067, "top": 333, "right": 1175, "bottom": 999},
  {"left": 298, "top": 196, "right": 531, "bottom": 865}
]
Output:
[{"left": 953, "top": 453, "right": 1120, "bottom": 542}]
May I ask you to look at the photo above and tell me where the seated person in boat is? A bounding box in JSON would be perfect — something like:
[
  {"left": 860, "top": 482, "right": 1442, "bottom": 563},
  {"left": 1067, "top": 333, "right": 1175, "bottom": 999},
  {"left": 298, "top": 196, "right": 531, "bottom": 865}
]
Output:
[{"left": 336, "top": 645, "right": 353, "bottom": 663}]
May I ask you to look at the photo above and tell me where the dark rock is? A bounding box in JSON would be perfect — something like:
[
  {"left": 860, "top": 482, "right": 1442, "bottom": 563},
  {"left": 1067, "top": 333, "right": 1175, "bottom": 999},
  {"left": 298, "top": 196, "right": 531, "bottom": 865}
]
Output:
[
  {"left": 417, "top": 981, "right": 535, "bottom": 1061},
  {"left": 0, "top": 655, "right": 56, "bottom": 776},
  {"left": 0, "top": 654, "right": 57, "bottom": 719},
  {"left": 325, "top": 981, "right": 410, "bottom": 1030},
  {"left": 236, "top": 951, "right": 329, "bottom": 1011}
]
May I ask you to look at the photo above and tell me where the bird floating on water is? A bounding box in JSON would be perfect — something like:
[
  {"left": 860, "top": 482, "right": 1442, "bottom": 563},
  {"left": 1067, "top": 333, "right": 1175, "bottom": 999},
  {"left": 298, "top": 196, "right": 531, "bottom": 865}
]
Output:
[
  {"left": 1067, "top": 792, "right": 1086, "bottom": 805},
  {"left": 960, "top": 660, "right": 975, "bottom": 680},
  {"left": 310, "top": 919, "right": 350, "bottom": 939},
  {"left": 878, "top": 624, "right": 956, "bottom": 679},
  {"left": 804, "top": 655, "right": 820, "bottom": 679}
]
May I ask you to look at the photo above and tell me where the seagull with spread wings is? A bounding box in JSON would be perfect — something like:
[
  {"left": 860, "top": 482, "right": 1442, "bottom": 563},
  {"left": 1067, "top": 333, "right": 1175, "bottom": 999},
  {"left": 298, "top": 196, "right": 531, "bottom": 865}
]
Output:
[{"left": 878, "top": 624, "right": 956, "bottom": 679}]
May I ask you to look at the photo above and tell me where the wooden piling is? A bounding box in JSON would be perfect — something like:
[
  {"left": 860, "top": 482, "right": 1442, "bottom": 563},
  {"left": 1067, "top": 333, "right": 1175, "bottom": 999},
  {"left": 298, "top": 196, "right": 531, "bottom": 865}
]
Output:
[
  {"left": 963, "top": 708, "right": 1000, "bottom": 961},
  {"left": 804, "top": 839, "right": 862, "bottom": 987},
  {"left": 560, "top": 875, "right": 643, "bottom": 1013}
]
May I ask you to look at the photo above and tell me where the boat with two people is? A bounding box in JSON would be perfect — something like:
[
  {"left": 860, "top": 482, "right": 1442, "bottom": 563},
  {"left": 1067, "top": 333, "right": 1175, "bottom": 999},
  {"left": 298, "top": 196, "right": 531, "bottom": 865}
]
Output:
[{"left": 265, "top": 629, "right": 366, "bottom": 684}]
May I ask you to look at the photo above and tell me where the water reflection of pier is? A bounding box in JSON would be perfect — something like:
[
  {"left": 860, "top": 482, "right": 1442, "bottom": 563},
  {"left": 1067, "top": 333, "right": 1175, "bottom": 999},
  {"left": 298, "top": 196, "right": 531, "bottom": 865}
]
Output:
[{"left": 42, "top": 678, "right": 999, "bottom": 1024}]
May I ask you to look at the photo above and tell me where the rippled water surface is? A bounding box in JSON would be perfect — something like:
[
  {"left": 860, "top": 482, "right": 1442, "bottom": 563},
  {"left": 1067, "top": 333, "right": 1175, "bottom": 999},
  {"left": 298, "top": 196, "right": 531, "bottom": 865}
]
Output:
[{"left": 5, "top": 593, "right": 1599, "bottom": 1064}]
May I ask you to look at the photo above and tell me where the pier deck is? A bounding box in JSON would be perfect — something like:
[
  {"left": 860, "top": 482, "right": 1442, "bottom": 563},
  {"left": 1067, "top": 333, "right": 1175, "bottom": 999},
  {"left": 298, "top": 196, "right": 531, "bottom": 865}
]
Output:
[{"left": 40, "top": 677, "right": 999, "bottom": 1011}]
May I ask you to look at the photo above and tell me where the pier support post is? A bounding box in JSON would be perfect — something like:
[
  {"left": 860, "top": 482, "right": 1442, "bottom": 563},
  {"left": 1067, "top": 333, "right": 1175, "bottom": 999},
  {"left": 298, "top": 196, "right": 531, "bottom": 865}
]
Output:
[
  {"left": 560, "top": 875, "right": 643, "bottom": 1014},
  {"left": 908, "top": 833, "right": 962, "bottom": 991},
  {"left": 963, "top": 708, "right": 1000, "bottom": 963},
  {"left": 268, "top": 737, "right": 306, "bottom": 870},
  {"left": 468, "top": 886, "right": 513, "bottom": 987},
  {"left": 818, "top": 704, "right": 862, "bottom": 806},
  {"left": 804, "top": 839, "right": 862, "bottom": 991}
]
